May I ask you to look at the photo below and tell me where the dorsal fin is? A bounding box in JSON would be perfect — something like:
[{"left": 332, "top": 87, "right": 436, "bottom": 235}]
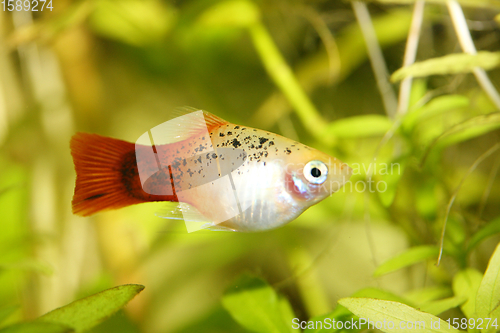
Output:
[
  {"left": 202, "top": 110, "right": 229, "bottom": 131},
  {"left": 136, "top": 109, "right": 229, "bottom": 146}
]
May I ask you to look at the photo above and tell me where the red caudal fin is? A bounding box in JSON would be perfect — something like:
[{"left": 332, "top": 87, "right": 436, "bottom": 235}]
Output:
[{"left": 70, "top": 133, "right": 150, "bottom": 216}]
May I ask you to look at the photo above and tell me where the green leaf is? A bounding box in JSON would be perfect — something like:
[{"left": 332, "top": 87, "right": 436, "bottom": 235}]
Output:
[
  {"left": 476, "top": 243, "right": 500, "bottom": 319},
  {"left": 277, "top": 296, "right": 296, "bottom": 327},
  {"left": 327, "top": 115, "right": 392, "bottom": 139},
  {"left": 405, "top": 286, "right": 453, "bottom": 306},
  {"left": 305, "top": 288, "right": 414, "bottom": 333},
  {"left": 467, "top": 217, "right": 500, "bottom": 253},
  {"left": 221, "top": 275, "right": 292, "bottom": 333},
  {"left": 378, "top": 157, "right": 406, "bottom": 207},
  {"left": 402, "top": 95, "right": 470, "bottom": 132},
  {"left": 0, "top": 259, "right": 53, "bottom": 275},
  {"left": 338, "top": 298, "right": 461, "bottom": 333},
  {"left": 437, "top": 112, "right": 500, "bottom": 148},
  {"left": 422, "top": 112, "right": 500, "bottom": 164},
  {"left": 452, "top": 268, "right": 483, "bottom": 319},
  {"left": 419, "top": 296, "right": 466, "bottom": 316},
  {"left": 89, "top": 0, "right": 176, "bottom": 46},
  {"left": 38, "top": 284, "right": 144, "bottom": 333},
  {"left": 392, "top": 52, "right": 500, "bottom": 82},
  {"left": 197, "top": 0, "right": 260, "bottom": 28},
  {"left": 0, "top": 306, "right": 19, "bottom": 325},
  {"left": 374, "top": 245, "right": 439, "bottom": 277},
  {"left": 0, "top": 322, "right": 73, "bottom": 333}
]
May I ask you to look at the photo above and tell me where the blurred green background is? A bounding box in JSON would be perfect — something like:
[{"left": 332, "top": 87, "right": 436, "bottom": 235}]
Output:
[{"left": 1, "top": 0, "right": 500, "bottom": 332}]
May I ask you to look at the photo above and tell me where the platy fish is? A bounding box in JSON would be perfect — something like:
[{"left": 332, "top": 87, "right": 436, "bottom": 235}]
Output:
[{"left": 71, "top": 109, "right": 352, "bottom": 232}]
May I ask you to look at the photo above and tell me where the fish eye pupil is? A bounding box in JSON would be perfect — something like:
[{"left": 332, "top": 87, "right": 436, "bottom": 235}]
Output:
[{"left": 311, "top": 167, "right": 321, "bottom": 178}]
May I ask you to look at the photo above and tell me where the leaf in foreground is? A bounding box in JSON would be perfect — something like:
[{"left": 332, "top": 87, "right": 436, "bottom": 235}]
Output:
[
  {"left": 452, "top": 268, "right": 483, "bottom": 319},
  {"left": 0, "top": 322, "right": 73, "bottom": 333},
  {"left": 305, "top": 287, "right": 414, "bottom": 333},
  {"left": 476, "top": 243, "right": 500, "bottom": 319},
  {"left": 38, "top": 284, "right": 144, "bottom": 332},
  {"left": 222, "top": 274, "right": 293, "bottom": 333},
  {"left": 338, "top": 298, "right": 461, "bottom": 333},
  {"left": 391, "top": 52, "right": 500, "bottom": 82}
]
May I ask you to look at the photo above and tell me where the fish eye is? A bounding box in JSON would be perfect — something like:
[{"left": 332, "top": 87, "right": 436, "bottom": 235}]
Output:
[{"left": 304, "top": 160, "right": 328, "bottom": 185}]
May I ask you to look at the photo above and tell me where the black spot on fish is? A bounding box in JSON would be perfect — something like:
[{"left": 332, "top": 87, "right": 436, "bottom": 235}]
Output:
[
  {"left": 234, "top": 126, "right": 240, "bottom": 129},
  {"left": 285, "top": 148, "right": 291, "bottom": 155},
  {"left": 259, "top": 137, "right": 269, "bottom": 145},
  {"left": 268, "top": 141, "right": 274, "bottom": 146},
  {"left": 212, "top": 153, "right": 217, "bottom": 159},
  {"left": 172, "top": 159, "right": 181, "bottom": 169},
  {"left": 183, "top": 159, "right": 187, "bottom": 166},
  {"left": 219, "top": 133, "right": 225, "bottom": 137},
  {"left": 231, "top": 139, "right": 241, "bottom": 148},
  {"left": 227, "top": 131, "right": 233, "bottom": 136},
  {"left": 197, "top": 156, "right": 202, "bottom": 164}
]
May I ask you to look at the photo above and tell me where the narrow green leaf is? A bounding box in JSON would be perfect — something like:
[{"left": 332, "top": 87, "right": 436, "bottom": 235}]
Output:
[
  {"left": 374, "top": 245, "right": 439, "bottom": 277},
  {"left": 197, "top": 0, "right": 260, "bottom": 28},
  {"left": 0, "top": 322, "right": 73, "bottom": 333},
  {"left": 305, "top": 288, "right": 414, "bottom": 333},
  {"left": 327, "top": 115, "right": 392, "bottom": 139},
  {"left": 277, "top": 296, "right": 296, "bottom": 328},
  {"left": 0, "top": 259, "right": 53, "bottom": 275},
  {"left": 419, "top": 296, "right": 466, "bottom": 316},
  {"left": 402, "top": 95, "right": 470, "bottom": 132},
  {"left": 452, "top": 269, "right": 483, "bottom": 319},
  {"left": 0, "top": 306, "right": 19, "bottom": 325},
  {"left": 392, "top": 52, "right": 500, "bottom": 82},
  {"left": 378, "top": 157, "right": 406, "bottom": 207},
  {"left": 476, "top": 243, "right": 500, "bottom": 319},
  {"left": 405, "top": 286, "right": 453, "bottom": 306},
  {"left": 338, "top": 298, "right": 461, "bottom": 333},
  {"left": 222, "top": 275, "right": 292, "bottom": 333},
  {"left": 88, "top": 0, "right": 176, "bottom": 46},
  {"left": 437, "top": 113, "right": 500, "bottom": 148},
  {"left": 38, "top": 284, "right": 144, "bottom": 333},
  {"left": 467, "top": 217, "right": 500, "bottom": 253},
  {"left": 422, "top": 112, "right": 500, "bottom": 164}
]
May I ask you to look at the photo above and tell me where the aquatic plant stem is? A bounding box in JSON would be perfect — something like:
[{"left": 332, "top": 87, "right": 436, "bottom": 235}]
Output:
[
  {"left": 397, "top": 1, "right": 425, "bottom": 116},
  {"left": 351, "top": 1, "right": 398, "bottom": 119},
  {"left": 446, "top": 0, "right": 500, "bottom": 110},
  {"left": 437, "top": 142, "right": 500, "bottom": 266},
  {"left": 247, "top": 22, "right": 332, "bottom": 143}
]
